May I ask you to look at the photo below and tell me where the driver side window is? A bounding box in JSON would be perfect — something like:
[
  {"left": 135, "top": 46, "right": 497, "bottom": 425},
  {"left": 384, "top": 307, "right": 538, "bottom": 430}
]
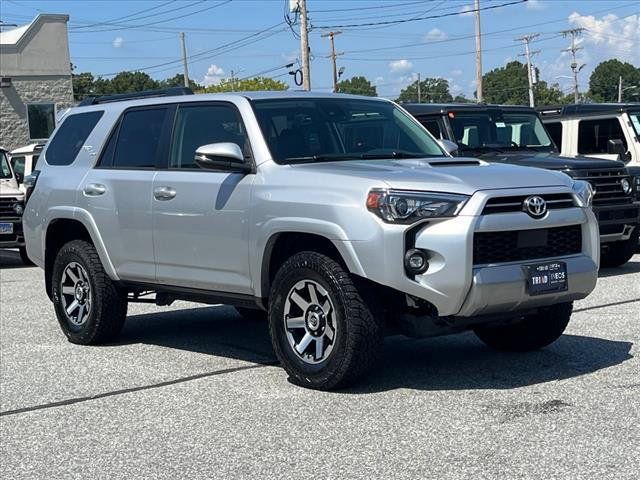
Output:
[{"left": 169, "top": 103, "right": 250, "bottom": 169}]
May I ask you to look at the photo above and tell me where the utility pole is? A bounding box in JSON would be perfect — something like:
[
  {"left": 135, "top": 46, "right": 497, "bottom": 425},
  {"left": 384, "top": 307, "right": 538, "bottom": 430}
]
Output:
[
  {"left": 474, "top": 0, "right": 483, "bottom": 103},
  {"left": 321, "top": 31, "right": 343, "bottom": 92},
  {"left": 180, "top": 32, "right": 190, "bottom": 88},
  {"left": 230, "top": 70, "right": 236, "bottom": 91},
  {"left": 298, "top": 0, "right": 311, "bottom": 90},
  {"left": 515, "top": 33, "right": 540, "bottom": 108},
  {"left": 417, "top": 73, "right": 421, "bottom": 103},
  {"left": 561, "top": 28, "right": 585, "bottom": 103},
  {"left": 618, "top": 75, "right": 623, "bottom": 102}
]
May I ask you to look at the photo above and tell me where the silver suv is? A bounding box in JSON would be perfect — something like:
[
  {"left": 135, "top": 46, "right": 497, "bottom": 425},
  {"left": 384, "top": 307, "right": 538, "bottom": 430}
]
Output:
[{"left": 23, "top": 90, "right": 600, "bottom": 390}]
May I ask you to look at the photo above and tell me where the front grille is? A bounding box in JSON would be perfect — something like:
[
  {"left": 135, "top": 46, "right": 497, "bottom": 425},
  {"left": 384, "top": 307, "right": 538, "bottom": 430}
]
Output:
[
  {"left": 473, "top": 224, "right": 582, "bottom": 265},
  {"left": 482, "top": 193, "right": 575, "bottom": 215},
  {"left": 567, "top": 168, "right": 633, "bottom": 205},
  {"left": 0, "top": 197, "right": 21, "bottom": 217}
]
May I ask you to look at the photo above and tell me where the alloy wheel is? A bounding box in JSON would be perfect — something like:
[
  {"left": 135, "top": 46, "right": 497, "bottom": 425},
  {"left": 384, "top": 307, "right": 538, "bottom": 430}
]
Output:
[{"left": 59, "top": 262, "right": 92, "bottom": 326}]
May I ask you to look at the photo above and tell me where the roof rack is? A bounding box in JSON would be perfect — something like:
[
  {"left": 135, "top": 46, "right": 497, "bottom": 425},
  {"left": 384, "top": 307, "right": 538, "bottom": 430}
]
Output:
[{"left": 79, "top": 87, "right": 193, "bottom": 106}]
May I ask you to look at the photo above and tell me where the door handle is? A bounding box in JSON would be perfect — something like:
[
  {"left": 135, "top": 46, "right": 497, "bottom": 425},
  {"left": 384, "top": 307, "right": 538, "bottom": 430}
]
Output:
[
  {"left": 153, "top": 186, "right": 177, "bottom": 201},
  {"left": 83, "top": 183, "right": 106, "bottom": 196}
]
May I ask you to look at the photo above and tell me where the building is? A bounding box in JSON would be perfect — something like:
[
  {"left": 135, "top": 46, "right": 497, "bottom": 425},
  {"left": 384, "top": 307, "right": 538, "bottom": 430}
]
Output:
[{"left": 0, "top": 14, "right": 73, "bottom": 151}]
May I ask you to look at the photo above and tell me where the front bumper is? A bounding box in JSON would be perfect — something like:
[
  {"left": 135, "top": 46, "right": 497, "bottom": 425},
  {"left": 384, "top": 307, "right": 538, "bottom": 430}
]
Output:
[
  {"left": 593, "top": 202, "right": 640, "bottom": 243},
  {"left": 0, "top": 217, "right": 25, "bottom": 248}
]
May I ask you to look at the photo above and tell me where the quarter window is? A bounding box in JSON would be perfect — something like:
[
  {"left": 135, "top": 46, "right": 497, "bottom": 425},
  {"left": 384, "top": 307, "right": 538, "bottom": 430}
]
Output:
[
  {"left": 10, "top": 156, "right": 26, "bottom": 177},
  {"left": 545, "top": 122, "right": 563, "bottom": 149},
  {"left": 45, "top": 111, "right": 104, "bottom": 166},
  {"left": 111, "top": 108, "right": 169, "bottom": 169},
  {"left": 577, "top": 117, "right": 627, "bottom": 154},
  {"left": 27, "top": 103, "right": 56, "bottom": 140},
  {"left": 419, "top": 118, "right": 444, "bottom": 139},
  {"left": 169, "top": 104, "right": 249, "bottom": 169}
]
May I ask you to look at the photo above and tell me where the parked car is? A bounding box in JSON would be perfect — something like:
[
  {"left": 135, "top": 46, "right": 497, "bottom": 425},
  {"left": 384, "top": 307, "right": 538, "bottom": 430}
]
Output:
[
  {"left": 23, "top": 89, "right": 599, "bottom": 390},
  {"left": 0, "top": 146, "right": 29, "bottom": 263},
  {"left": 404, "top": 103, "right": 640, "bottom": 267},
  {"left": 9, "top": 143, "right": 44, "bottom": 193},
  {"left": 537, "top": 103, "right": 640, "bottom": 166}
]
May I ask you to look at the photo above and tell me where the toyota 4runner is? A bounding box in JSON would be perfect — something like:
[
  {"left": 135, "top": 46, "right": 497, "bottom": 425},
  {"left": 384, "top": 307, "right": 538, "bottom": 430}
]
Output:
[
  {"left": 23, "top": 90, "right": 599, "bottom": 390},
  {"left": 1, "top": 147, "right": 29, "bottom": 263}
]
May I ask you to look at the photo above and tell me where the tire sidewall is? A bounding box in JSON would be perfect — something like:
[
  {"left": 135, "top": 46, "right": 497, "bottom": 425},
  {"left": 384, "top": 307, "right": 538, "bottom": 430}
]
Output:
[
  {"left": 269, "top": 259, "right": 354, "bottom": 387},
  {"left": 52, "top": 243, "right": 101, "bottom": 343}
]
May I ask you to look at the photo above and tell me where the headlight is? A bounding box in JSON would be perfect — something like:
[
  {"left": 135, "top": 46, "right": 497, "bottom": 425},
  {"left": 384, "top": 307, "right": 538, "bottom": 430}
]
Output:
[
  {"left": 621, "top": 177, "right": 632, "bottom": 195},
  {"left": 367, "top": 189, "right": 469, "bottom": 223},
  {"left": 572, "top": 180, "right": 595, "bottom": 208}
]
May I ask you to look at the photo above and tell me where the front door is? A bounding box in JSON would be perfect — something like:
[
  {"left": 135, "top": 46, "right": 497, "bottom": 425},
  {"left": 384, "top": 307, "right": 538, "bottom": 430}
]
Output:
[{"left": 152, "top": 102, "right": 254, "bottom": 294}]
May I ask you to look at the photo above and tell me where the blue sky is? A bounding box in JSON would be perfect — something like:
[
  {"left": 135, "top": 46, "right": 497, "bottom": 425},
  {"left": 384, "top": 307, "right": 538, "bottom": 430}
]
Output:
[{"left": 2, "top": 0, "right": 639, "bottom": 98}]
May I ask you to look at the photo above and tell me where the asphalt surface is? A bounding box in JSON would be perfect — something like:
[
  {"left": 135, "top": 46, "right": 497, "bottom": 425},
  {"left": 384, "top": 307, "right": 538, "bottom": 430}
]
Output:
[{"left": 1, "top": 249, "right": 639, "bottom": 479}]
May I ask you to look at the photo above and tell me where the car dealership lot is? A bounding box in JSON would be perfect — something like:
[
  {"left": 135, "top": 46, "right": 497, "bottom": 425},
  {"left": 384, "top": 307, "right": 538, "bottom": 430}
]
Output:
[{"left": 1, "top": 250, "right": 638, "bottom": 479}]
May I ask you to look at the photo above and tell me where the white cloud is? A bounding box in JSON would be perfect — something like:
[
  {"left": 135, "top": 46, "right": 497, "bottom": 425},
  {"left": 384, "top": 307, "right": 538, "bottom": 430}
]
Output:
[
  {"left": 526, "top": 0, "right": 545, "bottom": 10},
  {"left": 450, "top": 69, "right": 463, "bottom": 77},
  {"left": 203, "top": 64, "right": 226, "bottom": 86},
  {"left": 424, "top": 27, "right": 448, "bottom": 42},
  {"left": 112, "top": 36, "right": 124, "bottom": 48},
  {"left": 374, "top": 76, "right": 385, "bottom": 85},
  {"left": 389, "top": 59, "right": 413, "bottom": 74},
  {"left": 460, "top": 4, "right": 474, "bottom": 17}
]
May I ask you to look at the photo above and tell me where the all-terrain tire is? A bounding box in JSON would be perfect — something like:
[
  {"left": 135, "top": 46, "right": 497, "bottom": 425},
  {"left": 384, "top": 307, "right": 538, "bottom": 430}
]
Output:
[
  {"left": 268, "top": 251, "right": 383, "bottom": 390},
  {"left": 600, "top": 228, "right": 639, "bottom": 268},
  {"left": 474, "top": 302, "right": 572, "bottom": 352},
  {"left": 51, "top": 240, "right": 128, "bottom": 345}
]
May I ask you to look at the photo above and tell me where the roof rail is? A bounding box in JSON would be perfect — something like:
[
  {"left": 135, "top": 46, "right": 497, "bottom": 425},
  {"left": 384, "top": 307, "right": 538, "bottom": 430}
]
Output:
[{"left": 79, "top": 87, "right": 193, "bottom": 106}]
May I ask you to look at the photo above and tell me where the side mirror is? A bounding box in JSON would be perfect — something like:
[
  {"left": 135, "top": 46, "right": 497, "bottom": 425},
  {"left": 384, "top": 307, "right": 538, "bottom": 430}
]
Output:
[
  {"left": 438, "top": 139, "right": 459, "bottom": 156},
  {"left": 194, "top": 143, "right": 251, "bottom": 173},
  {"left": 14, "top": 172, "right": 24, "bottom": 184},
  {"left": 607, "top": 139, "right": 626, "bottom": 157}
]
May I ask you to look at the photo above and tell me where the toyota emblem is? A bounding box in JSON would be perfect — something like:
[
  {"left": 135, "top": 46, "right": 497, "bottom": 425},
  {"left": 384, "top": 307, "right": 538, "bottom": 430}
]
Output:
[{"left": 523, "top": 195, "right": 547, "bottom": 218}]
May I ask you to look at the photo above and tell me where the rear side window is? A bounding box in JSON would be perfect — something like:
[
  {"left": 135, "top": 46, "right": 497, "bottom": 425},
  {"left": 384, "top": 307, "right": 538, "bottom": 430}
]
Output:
[
  {"left": 45, "top": 111, "right": 104, "bottom": 166},
  {"left": 419, "top": 118, "right": 444, "bottom": 139},
  {"left": 545, "top": 122, "right": 563, "bottom": 148},
  {"left": 578, "top": 117, "right": 627, "bottom": 154},
  {"left": 109, "top": 107, "right": 169, "bottom": 169}
]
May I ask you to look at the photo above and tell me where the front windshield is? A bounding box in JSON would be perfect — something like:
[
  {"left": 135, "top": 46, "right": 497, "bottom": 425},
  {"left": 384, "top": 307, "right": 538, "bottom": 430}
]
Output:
[
  {"left": 0, "top": 152, "right": 13, "bottom": 179},
  {"left": 252, "top": 98, "right": 445, "bottom": 163},
  {"left": 449, "top": 111, "right": 555, "bottom": 153},
  {"left": 630, "top": 112, "right": 640, "bottom": 137}
]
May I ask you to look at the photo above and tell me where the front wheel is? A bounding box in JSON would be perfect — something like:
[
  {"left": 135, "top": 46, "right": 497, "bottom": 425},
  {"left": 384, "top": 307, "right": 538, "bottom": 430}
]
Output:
[
  {"left": 51, "top": 240, "right": 128, "bottom": 345},
  {"left": 474, "top": 302, "right": 572, "bottom": 352},
  {"left": 600, "top": 228, "right": 639, "bottom": 268},
  {"left": 268, "top": 251, "right": 383, "bottom": 390}
]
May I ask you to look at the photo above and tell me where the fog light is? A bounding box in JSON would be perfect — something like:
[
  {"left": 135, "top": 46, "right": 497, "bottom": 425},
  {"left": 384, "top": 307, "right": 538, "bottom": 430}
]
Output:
[
  {"left": 621, "top": 178, "right": 632, "bottom": 195},
  {"left": 13, "top": 203, "right": 24, "bottom": 215},
  {"left": 404, "top": 249, "right": 429, "bottom": 274}
]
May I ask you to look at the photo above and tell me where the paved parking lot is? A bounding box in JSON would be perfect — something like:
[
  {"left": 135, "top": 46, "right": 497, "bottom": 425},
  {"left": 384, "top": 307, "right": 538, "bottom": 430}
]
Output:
[{"left": 1, "top": 249, "right": 639, "bottom": 479}]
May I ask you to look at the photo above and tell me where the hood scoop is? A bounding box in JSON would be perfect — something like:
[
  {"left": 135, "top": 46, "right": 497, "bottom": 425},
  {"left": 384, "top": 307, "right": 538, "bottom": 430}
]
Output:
[{"left": 428, "top": 160, "right": 482, "bottom": 167}]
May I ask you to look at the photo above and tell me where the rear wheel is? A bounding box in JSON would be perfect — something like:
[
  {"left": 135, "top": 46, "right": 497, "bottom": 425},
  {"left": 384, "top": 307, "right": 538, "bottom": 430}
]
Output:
[
  {"left": 600, "top": 229, "right": 639, "bottom": 268},
  {"left": 474, "top": 302, "right": 572, "bottom": 352},
  {"left": 51, "top": 240, "right": 128, "bottom": 345},
  {"left": 268, "top": 251, "right": 383, "bottom": 390}
]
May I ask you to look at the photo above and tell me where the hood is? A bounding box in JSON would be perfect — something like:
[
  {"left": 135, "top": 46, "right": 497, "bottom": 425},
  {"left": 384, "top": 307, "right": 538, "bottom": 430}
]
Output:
[
  {"left": 474, "top": 151, "right": 625, "bottom": 170},
  {"left": 0, "top": 178, "right": 23, "bottom": 197},
  {"left": 290, "top": 157, "right": 572, "bottom": 195}
]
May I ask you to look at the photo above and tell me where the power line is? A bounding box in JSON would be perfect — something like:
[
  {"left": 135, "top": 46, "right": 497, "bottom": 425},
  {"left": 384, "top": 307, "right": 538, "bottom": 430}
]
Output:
[
  {"left": 561, "top": 27, "right": 586, "bottom": 103},
  {"left": 312, "top": 0, "right": 526, "bottom": 29},
  {"left": 310, "top": 1, "right": 428, "bottom": 14},
  {"left": 515, "top": 33, "right": 540, "bottom": 107},
  {"left": 70, "top": 0, "right": 176, "bottom": 30}
]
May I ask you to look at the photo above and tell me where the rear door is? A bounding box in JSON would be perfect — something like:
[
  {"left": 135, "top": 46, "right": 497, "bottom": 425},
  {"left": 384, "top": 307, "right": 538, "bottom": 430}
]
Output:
[
  {"left": 78, "top": 105, "right": 173, "bottom": 282},
  {"left": 152, "top": 101, "right": 254, "bottom": 293}
]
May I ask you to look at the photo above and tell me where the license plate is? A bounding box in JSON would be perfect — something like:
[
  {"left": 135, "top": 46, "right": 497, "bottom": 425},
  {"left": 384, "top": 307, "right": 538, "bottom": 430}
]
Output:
[
  {"left": 525, "top": 261, "right": 568, "bottom": 295},
  {"left": 0, "top": 222, "right": 14, "bottom": 234}
]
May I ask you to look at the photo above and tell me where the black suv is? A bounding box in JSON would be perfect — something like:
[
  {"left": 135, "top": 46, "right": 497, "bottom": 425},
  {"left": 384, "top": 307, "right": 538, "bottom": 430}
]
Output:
[{"left": 404, "top": 103, "right": 640, "bottom": 268}]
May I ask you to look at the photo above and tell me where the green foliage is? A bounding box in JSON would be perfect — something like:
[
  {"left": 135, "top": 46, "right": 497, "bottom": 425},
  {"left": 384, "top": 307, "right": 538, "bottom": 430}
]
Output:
[
  {"left": 588, "top": 59, "right": 640, "bottom": 102},
  {"left": 482, "top": 61, "right": 569, "bottom": 106},
  {"left": 201, "top": 76, "right": 288, "bottom": 93},
  {"left": 336, "top": 76, "right": 377, "bottom": 96},
  {"left": 396, "top": 77, "right": 452, "bottom": 103},
  {"left": 453, "top": 94, "right": 472, "bottom": 103},
  {"left": 71, "top": 72, "right": 95, "bottom": 101},
  {"left": 159, "top": 73, "right": 203, "bottom": 91}
]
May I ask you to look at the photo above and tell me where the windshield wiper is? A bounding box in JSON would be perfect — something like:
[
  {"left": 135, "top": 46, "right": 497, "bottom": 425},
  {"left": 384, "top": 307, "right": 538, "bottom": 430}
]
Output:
[
  {"left": 284, "top": 154, "right": 363, "bottom": 164},
  {"left": 359, "top": 151, "right": 425, "bottom": 159}
]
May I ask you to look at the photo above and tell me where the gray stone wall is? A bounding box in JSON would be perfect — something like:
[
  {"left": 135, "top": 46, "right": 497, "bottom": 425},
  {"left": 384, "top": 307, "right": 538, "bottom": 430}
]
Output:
[{"left": 0, "top": 76, "right": 74, "bottom": 151}]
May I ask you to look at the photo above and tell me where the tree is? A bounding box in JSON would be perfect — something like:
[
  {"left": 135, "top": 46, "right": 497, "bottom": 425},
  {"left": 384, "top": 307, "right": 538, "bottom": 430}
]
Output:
[
  {"left": 72, "top": 72, "right": 95, "bottom": 101},
  {"left": 160, "top": 73, "right": 203, "bottom": 91},
  {"left": 453, "top": 94, "right": 472, "bottom": 103},
  {"left": 106, "top": 71, "right": 160, "bottom": 94},
  {"left": 483, "top": 61, "right": 570, "bottom": 106},
  {"left": 202, "top": 76, "right": 288, "bottom": 93},
  {"left": 336, "top": 76, "right": 377, "bottom": 96},
  {"left": 588, "top": 59, "right": 640, "bottom": 102},
  {"left": 396, "top": 77, "right": 452, "bottom": 103}
]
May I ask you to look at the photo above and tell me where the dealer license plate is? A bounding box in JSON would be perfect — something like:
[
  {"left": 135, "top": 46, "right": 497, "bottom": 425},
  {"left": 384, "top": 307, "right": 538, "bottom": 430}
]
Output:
[
  {"left": 526, "top": 261, "right": 568, "bottom": 295},
  {"left": 0, "top": 222, "right": 14, "bottom": 235}
]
